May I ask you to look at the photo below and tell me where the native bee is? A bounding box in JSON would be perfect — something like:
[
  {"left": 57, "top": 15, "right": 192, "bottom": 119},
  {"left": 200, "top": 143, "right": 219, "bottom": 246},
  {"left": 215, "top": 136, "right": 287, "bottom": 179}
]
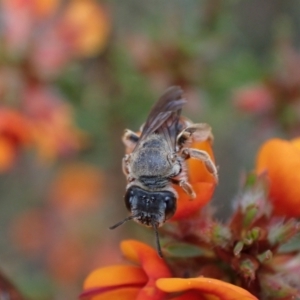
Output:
[{"left": 110, "top": 86, "right": 218, "bottom": 256}]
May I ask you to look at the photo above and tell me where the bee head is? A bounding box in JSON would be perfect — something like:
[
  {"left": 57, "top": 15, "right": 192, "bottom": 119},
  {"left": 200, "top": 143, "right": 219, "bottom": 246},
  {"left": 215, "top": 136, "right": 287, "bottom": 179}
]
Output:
[
  {"left": 124, "top": 185, "right": 177, "bottom": 226},
  {"left": 109, "top": 185, "right": 177, "bottom": 257}
]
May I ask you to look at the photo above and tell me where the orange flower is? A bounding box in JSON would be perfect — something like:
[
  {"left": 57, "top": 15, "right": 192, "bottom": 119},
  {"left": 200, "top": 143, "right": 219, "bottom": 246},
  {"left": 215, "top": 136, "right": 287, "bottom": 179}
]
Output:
[
  {"left": 82, "top": 240, "right": 258, "bottom": 300},
  {"left": 256, "top": 138, "right": 300, "bottom": 216},
  {"left": 157, "top": 277, "right": 258, "bottom": 300},
  {"left": 81, "top": 240, "right": 172, "bottom": 300},
  {"left": 171, "top": 140, "right": 217, "bottom": 220}
]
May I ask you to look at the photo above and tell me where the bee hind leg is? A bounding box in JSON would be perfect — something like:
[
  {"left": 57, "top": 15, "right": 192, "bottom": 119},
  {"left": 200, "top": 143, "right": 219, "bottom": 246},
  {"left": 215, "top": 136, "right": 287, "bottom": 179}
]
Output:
[
  {"left": 177, "top": 123, "right": 214, "bottom": 148},
  {"left": 179, "top": 180, "right": 196, "bottom": 198},
  {"left": 172, "top": 170, "right": 196, "bottom": 199},
  {"left": 182, "top": 148, "right": 218, "bottom": 184},
  {"left": 122, "top": 129, "right": 139, "bottom": 153}
]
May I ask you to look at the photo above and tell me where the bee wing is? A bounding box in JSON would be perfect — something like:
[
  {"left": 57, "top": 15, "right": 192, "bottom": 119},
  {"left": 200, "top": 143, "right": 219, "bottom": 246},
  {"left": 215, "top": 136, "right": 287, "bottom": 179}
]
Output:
[{"left": 136, "top": 86, "right": 186, "bottom": 151}]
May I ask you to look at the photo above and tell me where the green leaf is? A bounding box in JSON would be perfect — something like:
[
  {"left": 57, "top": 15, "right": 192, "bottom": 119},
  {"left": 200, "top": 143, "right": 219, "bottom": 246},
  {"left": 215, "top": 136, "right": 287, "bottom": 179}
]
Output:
[
  {"left": 165, "top": 242, "right": 213, "bottom": 258},
  {"left": 244, "top": 172, "right": 258, "bottom": 188}
]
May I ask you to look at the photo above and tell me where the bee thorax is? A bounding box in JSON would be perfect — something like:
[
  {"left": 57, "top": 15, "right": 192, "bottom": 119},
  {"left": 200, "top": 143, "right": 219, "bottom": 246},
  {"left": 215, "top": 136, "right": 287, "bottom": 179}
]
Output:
[
  {"left": 130, "top": 136, "right": 180, "bottom": 188},
  {"left": 132, "top": 149, "right": 169, "bottom": 173}
]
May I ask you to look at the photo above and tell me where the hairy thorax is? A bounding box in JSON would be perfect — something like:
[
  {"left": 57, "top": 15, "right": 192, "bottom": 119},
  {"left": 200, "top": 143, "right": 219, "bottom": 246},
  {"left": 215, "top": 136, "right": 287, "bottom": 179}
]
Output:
[{"left": 130, "top": 135, "right": 180, "bottom": 188}]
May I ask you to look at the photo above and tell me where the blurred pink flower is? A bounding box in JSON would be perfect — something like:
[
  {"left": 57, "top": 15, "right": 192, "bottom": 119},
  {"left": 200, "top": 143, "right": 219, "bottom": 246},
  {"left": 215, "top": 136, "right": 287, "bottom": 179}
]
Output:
[{"left": 233, "top": 85, "right": 274, "bottom": 114}]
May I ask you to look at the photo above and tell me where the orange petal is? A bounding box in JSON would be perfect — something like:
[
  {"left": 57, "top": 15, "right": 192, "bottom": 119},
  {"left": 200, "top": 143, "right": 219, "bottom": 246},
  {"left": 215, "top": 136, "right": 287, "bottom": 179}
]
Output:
[
  {"left": 121, "top": 240, "right": 171, "bottom": 278},
  {"left": 291, "top": 138, "right": 300, "bottom": 150},
  {"left": 256, "top": 138, "right": 300, "bottom": 216},
  {"left": 121, "top": 240, "right": 171, "bottom": 300},
  {"left": 171, "top": 290, "right": 206, "bottom": 300},
  {"left": 82, "top": 287, "right": 139, "bottom": 300},
  {"left": 171, "top": 182, "right": 215, "bottom": 220},
  {"left": 83, "top": 265, "right": 147, "bottom": 290},
  {"left": 156, "top": 278, "right": 258, "bottom": 300}
]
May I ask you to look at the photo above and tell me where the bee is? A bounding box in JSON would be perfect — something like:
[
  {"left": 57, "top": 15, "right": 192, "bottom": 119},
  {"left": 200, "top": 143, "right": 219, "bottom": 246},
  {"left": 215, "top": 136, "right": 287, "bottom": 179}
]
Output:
[{"left": 110, "top": 86, "right": 218, "bottom": 257}]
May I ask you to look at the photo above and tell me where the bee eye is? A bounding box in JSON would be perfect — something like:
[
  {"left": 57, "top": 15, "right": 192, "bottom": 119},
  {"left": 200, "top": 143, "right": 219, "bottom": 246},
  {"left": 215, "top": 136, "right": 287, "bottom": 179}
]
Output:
[
  {"left": 124, "top": 186, "right": 177, "bottom": 222},
  {"left": 164, "top": 193, "right": 176, "bottom": 220},
  {"left": 124, "top": 186, "right": 137, "bottom": 211}
]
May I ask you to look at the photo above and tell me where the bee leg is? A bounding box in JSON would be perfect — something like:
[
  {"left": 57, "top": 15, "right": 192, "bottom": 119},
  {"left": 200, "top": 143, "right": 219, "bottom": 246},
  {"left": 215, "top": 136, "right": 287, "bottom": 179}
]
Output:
[
  {"left": 122, "top": 154, "right": 134, "bottom": 182},
  {"left": 122, "top": 156, "right": 129, "bottom": 175},
  {"left": 172, "top": 167, "right": 196, "bottom": 199},
  {"left": 122, "top": 129, "right": 139, "bottom": 153},
  {"left": 177, "top": 123, "right": 214, "bottom": 148},
  {"left": 179, "top": 180, "right": 196, "bottom": 198},
  {"left": 182, "top": 148, "right": 218, "bottom": 184}
]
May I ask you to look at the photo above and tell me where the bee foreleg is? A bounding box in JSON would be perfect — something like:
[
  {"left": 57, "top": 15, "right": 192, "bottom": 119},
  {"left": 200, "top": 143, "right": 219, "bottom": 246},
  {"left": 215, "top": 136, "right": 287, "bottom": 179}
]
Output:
[
  {"left": 177, "top": 123, "right": 214, "bottom": 148},
  {"left": 122, "top": 129, "right": 139, "bottom": 153},
  {"left": 122, "top": 155, "right": 134, "bottom": 182},
  {"left": 182, "top": 148, "right": 218, "bottom": 184}
]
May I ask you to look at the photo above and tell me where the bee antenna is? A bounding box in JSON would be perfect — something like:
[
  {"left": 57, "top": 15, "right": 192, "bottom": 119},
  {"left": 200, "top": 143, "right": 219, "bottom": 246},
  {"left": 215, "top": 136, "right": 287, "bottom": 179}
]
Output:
[
  {"left": 152, "top": 221, "right": 163, "bottom": 258},
  {"left": 109, "top": 215, "right": 138, "bottom": 230}
]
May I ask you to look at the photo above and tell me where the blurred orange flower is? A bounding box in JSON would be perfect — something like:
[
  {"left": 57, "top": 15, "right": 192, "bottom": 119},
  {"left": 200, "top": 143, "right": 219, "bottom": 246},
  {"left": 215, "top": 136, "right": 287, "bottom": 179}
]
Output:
[
  {"left": 171, "top": 140, "right": 217, "bottom": 220},
  {"left": 49, "top": 163, "right": 103, "bottom": 216},
  {"left": 30, "top": 103, "right": 85, "bottom": 161},
  {"left": 24, "top": 88, "right": 88, "bottom": 162},
  {"left": 0, "top": 87, "right": 88, "bottom": 170},
  {"left": 22, "top": 85, "right": 89, "bottom": 162},
  {"left": 81, "top": 240, "right": 171, "bottom": 300},
  {"left": 61, "top": 0, "right": 110, "bottom": 57},
  {"left": 256, "top": 138, "right": 300, "bottom": 216}
]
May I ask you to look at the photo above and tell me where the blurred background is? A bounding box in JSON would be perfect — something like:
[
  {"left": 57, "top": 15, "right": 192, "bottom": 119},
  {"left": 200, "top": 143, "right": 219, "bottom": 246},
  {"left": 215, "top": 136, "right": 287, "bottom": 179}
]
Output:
[{"left": 1, "top": 0, "right": 300, "bottom": 299}]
